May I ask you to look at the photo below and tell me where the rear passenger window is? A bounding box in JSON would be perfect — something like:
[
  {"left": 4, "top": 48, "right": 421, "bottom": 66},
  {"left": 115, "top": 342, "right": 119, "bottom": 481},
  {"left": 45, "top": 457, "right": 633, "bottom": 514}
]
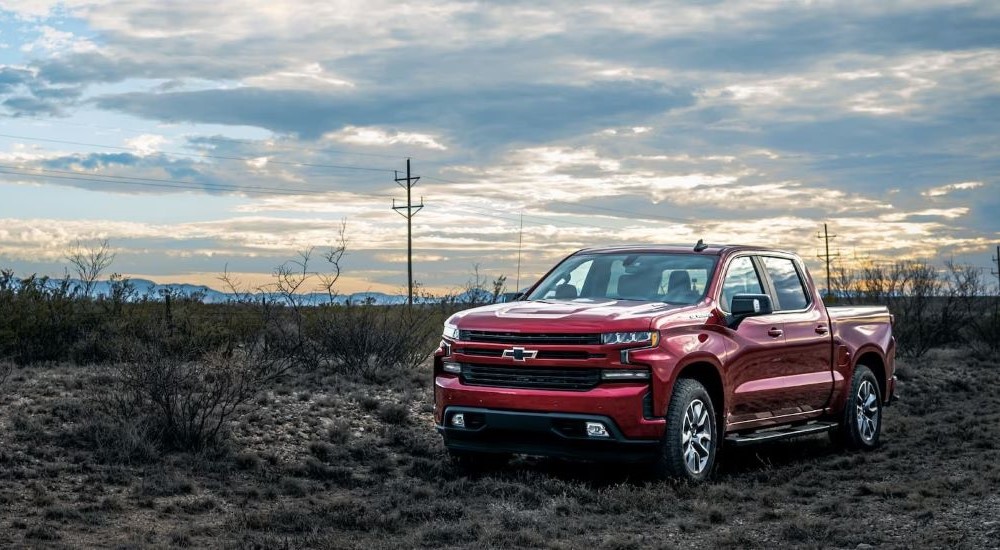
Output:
[
  {"left": 720, "top": 257, "right": 763, "bottom": 311},
  {"left": 762, "top": 257, "right": 810, "bottom": 311}
]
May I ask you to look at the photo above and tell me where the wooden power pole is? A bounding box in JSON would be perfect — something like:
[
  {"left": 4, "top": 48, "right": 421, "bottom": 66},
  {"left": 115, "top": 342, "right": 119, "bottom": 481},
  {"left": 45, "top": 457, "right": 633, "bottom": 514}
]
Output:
[
  {"left": 816, "top": 223, "right": 839, "bottom": 300},
  {"left": 392, "top": 159, "right": 422, "bottom": 306}
]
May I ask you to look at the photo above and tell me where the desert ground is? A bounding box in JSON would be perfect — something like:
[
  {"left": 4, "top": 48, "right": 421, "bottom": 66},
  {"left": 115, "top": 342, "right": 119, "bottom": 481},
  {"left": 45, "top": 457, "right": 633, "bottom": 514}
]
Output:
[{"left": 1, "top": 348, "right": 998, "bottom": 549}]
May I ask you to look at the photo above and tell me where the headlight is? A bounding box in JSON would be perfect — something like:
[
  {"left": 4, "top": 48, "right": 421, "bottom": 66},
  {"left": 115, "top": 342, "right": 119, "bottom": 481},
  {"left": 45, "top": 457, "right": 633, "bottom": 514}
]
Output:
[
  {"left": 601, "top": 331, "right": 659, "bottom": 346},
  {"left": 443, "top": 322, "right": 460, "bottom": 340}
]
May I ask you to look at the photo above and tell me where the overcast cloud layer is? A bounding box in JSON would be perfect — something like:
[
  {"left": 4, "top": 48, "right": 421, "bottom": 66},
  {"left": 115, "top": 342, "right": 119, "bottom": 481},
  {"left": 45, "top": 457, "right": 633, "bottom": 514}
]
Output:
[{"left": 0, "top": 0, "right": 998, "bottom": 294}]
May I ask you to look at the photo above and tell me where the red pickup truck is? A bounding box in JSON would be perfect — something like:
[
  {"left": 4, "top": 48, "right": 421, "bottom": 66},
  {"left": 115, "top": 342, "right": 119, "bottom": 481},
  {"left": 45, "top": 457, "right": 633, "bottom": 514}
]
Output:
[{"left": 433, "top": 244, "right": 896, "bottom": 480}]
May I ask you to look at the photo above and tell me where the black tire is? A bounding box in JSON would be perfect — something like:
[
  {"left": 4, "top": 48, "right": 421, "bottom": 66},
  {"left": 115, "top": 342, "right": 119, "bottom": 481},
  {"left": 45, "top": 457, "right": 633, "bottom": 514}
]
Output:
[
  {"left": 653, "top": 378, "right": 719, "bottom": 481},
  {"left": 831, "top": 365, "right": 882, "bottom": 450},
  {"left": 447, "top": 448, "right": 510, "bottom": 473}
]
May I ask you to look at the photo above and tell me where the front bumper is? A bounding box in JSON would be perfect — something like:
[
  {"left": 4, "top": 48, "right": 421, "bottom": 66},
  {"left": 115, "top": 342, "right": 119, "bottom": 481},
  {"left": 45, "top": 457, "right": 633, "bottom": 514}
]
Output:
[
  {"left": 434, "top": 373, "right": 667, "bottom": 440},
  {"left": 438, "top": 406, "right": 661, "bottom": 462}
]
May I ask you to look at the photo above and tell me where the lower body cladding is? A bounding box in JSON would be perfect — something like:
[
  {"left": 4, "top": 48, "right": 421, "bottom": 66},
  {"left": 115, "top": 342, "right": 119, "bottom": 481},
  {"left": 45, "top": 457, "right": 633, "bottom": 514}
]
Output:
[
  {"left": 434, "top": 374, "right": 666, "bottom": 461},
  {"left": 438, "top": 407, "right": 661, "bottom": 461}
]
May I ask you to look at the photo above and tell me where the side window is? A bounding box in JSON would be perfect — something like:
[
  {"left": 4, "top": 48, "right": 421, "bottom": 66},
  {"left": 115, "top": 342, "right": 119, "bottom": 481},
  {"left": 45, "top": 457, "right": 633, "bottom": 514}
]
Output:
[
  {"left": 762, "top": 257, "right": 810, "bottom": 311},
  {"left": 721, "top": 257, "right": 764, "bottom": 311},
  {"left": 541, "top": 259, "right": 593, "bottom": 299}
]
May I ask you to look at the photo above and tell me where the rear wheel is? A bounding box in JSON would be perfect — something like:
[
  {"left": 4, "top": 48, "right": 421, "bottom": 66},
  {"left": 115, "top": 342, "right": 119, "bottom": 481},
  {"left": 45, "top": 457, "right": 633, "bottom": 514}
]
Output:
[
  {"left": 831, "top": 365, "right": 882, "bottom": 450},
  {"left": 654, "top": 378, "right": 718, "bottom": 481}
]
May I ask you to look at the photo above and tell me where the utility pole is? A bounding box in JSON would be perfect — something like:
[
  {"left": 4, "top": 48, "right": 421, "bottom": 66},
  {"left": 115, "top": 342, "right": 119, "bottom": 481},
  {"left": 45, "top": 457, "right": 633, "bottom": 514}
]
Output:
[
  {"left": 515, "top": 212, "right": 523, "bottom": 295},
  {"left": 992, "top": 245, "right": 1000, "bottom": 295},
  {"left": 392, "top": 158, "right": 422, "bottom": 306},
  {"left": 816, "top": 223, "right": 839, "bottom": 300}
]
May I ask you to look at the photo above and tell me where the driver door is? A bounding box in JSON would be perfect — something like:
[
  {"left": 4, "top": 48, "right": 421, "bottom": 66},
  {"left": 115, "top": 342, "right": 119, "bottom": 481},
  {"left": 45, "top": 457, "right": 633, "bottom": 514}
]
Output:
[{"left": 720, "top": 255, "right": 790, "bottom": 428}]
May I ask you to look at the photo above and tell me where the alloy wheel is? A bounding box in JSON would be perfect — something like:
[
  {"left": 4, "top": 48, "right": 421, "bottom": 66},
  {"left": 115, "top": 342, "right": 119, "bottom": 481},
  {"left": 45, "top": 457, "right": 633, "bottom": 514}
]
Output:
[
  {"left": 682, "top": 399, "right": 712, "bottom": 474},
  {"left": 856, "top": 380, "right": 880, "bottom": 442}
]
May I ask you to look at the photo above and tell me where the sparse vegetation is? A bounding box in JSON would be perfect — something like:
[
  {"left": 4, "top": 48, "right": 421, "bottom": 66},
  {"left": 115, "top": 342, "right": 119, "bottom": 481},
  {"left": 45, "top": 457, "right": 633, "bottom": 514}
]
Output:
[
  {"left": 0, "top": 350, "right": 998, "bottom": 547},
  {"left": 831, "top": 259, "right": 1000, "bottom": 359},
  {"left": 1, "top": 246, "right": 999, "bottom": 547}
]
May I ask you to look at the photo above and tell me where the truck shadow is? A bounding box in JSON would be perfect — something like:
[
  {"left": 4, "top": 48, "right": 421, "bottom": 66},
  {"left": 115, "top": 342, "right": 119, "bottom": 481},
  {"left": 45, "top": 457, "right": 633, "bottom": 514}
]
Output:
[{"left": 488, "top": 434, "right": 841, "bottom": 486}]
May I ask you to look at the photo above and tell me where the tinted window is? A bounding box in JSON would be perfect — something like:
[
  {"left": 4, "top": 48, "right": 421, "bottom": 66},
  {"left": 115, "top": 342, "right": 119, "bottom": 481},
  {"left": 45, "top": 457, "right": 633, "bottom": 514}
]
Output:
[
  {"left": 762, "top": 257, "right": 810, "bottom": 311},
  {"left": 720, "top": 256, "right": 764, "bottom": 311},
  {"left": 527, "top": 253, "right": 717, "bottom": 304}
]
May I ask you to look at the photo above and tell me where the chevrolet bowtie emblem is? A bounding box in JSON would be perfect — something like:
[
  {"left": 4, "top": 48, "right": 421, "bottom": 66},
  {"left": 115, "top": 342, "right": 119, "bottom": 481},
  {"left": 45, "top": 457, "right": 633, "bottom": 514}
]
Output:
[{"left": 502, "top": 347, "right": 538, "bottom": 361}]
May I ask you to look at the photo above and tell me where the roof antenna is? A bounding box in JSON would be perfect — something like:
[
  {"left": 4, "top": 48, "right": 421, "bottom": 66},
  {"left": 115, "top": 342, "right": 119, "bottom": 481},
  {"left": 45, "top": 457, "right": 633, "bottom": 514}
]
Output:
[{"left": 693, "top": 239, "right": 708, "bottom": 252}]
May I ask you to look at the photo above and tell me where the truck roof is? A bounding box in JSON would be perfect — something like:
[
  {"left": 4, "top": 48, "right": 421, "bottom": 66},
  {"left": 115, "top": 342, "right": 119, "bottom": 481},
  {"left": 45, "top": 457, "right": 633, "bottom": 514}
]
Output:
[{"left": 573, "top": 244, "right": 797, "bottom": 256}]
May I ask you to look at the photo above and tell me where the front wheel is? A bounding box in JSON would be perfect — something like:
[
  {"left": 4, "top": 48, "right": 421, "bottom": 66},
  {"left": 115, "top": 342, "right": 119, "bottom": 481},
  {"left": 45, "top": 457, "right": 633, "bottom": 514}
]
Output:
[
  {"left": 831, "top": 365, "right": 882, "bottom": 450},
  {"left": 653, "top": 378, "right": 718, "bottom": 481}
]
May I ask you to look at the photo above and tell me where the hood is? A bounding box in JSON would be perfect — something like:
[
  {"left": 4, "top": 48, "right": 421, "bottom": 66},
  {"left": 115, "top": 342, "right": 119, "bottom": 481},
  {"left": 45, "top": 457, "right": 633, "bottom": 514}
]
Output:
[{"left": 449, "top": 298, "right": 691, "bottom": 333}]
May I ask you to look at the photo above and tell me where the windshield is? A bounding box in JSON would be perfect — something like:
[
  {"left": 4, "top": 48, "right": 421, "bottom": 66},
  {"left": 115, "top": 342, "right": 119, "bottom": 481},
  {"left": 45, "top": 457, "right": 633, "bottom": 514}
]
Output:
[{"left": 526, "top": 253, "right": 718, "bottom": 305}]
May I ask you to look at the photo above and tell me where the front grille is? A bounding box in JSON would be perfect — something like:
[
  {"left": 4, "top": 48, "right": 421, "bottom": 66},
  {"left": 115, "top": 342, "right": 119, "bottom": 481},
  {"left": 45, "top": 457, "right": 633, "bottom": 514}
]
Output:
[
  {"left": 461, "top": 364, "right": 601, "bottom": 391},
  {"left": 458, "top": 348, "right": 604, "bottom": 360},
  {"left": 460, "top": 330, "right": 602, "bottom": 346}
]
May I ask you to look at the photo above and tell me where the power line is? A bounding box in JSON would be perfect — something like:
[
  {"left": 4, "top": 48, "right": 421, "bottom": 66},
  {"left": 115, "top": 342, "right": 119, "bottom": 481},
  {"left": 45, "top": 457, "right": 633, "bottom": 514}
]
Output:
[
  {"left": 0, "top": 132, "right": 397, "bottom": 173},
  {"left": 0, "top": 165, "right": 394, "bottom": 200},
  {"left": 0, "top": 163, "right": 338, "bottom": 197}
]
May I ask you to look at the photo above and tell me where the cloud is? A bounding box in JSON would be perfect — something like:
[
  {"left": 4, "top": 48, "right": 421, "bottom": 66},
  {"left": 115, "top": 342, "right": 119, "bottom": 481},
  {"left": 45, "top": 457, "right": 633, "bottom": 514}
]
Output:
[
  {"left": 92, "top": 81, "right": 694, "bottom": 142},
  {"left": 124, "top": 134, "right": 168, "bottom": 157},
  {"left": 921, "top": 181, "right": 984, "bottom": 197},
  {"left": 2, "top": 95, "right": 65, "bottom": 116},
  {"left": 1, "top": 0, "right": 998, "bottom": 290},
  {"left": 324, "top": 126, "right": 447, "bottom": 151}
]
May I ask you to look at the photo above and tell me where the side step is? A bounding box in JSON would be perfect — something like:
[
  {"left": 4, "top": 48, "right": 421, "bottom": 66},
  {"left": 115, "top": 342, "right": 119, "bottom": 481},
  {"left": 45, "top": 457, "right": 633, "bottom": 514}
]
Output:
[{"left": 725, "top": 421, "right": 838, "bottom": 447}]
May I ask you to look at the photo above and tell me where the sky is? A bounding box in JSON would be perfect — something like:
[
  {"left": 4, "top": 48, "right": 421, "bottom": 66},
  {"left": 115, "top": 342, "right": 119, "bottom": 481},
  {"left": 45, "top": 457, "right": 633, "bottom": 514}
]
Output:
[{"left": 0, "top": 0, "right": 998, "bottom": 295}]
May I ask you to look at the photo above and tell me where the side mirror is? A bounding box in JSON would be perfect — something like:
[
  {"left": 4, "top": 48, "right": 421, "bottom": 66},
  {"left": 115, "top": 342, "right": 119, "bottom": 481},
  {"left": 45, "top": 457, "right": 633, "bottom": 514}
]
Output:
[{"left": 728, "top": 294, "right": 773, "bottom": 328}]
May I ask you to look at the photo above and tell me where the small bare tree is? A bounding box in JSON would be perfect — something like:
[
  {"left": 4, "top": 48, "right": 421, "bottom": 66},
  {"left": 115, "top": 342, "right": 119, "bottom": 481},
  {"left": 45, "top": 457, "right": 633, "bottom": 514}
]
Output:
[
  {"left": 463, "top": 263, "right": 509, "bottom": 305},
  {"left": 491, "top": 274, "right": 508, "bottom": 303},
  {"left": 65, "top": 239, "right": 116, "bottom": 297},
  {"left": 317, "top": 220, "right": 348, "bottom": 303}
]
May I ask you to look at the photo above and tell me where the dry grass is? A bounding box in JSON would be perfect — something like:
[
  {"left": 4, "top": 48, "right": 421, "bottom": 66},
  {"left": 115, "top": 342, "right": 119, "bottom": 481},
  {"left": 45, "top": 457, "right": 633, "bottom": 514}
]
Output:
[{"left": 1, "top": 349, "right": 999, "bottom": 549}]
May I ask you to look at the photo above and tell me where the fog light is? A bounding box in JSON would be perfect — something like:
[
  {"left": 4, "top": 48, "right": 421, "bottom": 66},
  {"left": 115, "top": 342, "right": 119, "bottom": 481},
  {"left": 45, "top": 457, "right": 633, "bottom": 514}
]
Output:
[
  {"left": 585, "top": 421, "right": 609, "bottom": 438},
  {"left": 442, "top": 361, "right": 461, "bottom": 374},
  {"left": 451, "top": 413, "right": 465, "bottom": 428}
]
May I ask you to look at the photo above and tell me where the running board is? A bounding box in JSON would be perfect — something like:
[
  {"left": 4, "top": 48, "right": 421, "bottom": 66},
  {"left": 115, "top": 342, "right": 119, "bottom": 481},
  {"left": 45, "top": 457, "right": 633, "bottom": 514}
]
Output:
[{"left": 725, "top": 421, "right": 838, "bottom": 447}]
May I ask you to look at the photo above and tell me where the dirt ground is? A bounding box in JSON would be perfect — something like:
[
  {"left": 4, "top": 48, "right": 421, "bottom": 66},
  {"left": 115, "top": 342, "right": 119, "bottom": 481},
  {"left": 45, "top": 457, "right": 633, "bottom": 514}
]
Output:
[{"left": 1, "top": 348, "right": 998, "bottom": 549}]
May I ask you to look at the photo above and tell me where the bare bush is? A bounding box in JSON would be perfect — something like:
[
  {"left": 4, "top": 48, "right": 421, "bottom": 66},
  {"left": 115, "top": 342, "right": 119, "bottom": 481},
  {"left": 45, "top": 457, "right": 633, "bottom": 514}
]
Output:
[
  {"left": 308, "top": 304, "right": 439, "bottom": 379},
  {"left": 968, "top": 298, "right": 1000, "bottom": 360},
  {"left": 0, "top": 359, "right": 12, "bottom": 387},
  {"left": 462, "top": 263, "right": 508, "bottom": 305},
  {"left": 831, "top": 259, "right": 998, "bottom": 359},
  {"left": 892, "top": 261, "right": 943, "bottom": 358},
  {"left": 108, "top": 340, "right": 294, "bottom": 450},
  {"left": 65, "top": 239, "right": 115, "bottom": 297}
]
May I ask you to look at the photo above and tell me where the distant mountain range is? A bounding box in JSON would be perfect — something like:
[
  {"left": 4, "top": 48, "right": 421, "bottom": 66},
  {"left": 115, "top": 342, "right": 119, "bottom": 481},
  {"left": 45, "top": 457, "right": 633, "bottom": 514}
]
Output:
[{"left": 54, "top": 278, "right": 499, "bottom": 306}]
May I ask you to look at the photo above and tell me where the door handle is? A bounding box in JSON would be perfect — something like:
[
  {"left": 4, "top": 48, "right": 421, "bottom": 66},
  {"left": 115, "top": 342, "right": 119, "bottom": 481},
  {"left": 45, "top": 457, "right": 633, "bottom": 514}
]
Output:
[
  {"left": 815, "top": 324, "right": 829, "bottom": 335},
  {"left": 767, "top": 327, "right": 783, "bottom": 338}
]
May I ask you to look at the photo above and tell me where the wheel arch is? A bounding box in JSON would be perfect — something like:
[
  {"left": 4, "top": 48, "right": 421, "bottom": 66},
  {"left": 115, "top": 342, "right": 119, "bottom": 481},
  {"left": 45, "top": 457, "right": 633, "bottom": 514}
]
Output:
[
  {"left": 854, "top": 348, "right": 887, "bottom": 401},
  {"left": 671, "top": 360, "right": 725, "bottom": 433}
]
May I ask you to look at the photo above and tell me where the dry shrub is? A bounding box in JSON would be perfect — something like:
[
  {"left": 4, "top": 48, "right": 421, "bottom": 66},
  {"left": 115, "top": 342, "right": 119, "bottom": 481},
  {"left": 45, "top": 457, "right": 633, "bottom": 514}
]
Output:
[
  {"left": 106, "top": 339, "right": 294, "bottom": 451},
  {"left": 308, "top": 304, "right": 439, "bottom": 379},
  {"left": 832, "top": 259, "right": 997, "bottom": 359},
  {"left": 0, "top": 359, "right": 11, "bottom": 387}
]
